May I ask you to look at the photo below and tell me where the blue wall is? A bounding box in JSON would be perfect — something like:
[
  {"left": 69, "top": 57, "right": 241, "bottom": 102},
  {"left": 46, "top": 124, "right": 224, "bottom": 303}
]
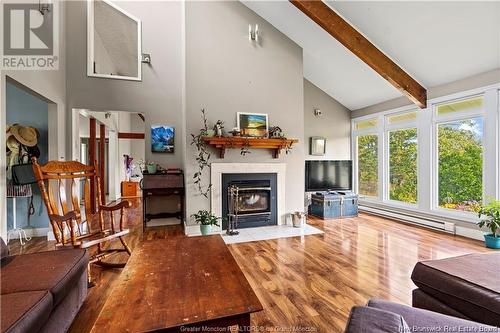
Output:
[{"left": 6, "top": 82, "right": 49, "bottom": 229}]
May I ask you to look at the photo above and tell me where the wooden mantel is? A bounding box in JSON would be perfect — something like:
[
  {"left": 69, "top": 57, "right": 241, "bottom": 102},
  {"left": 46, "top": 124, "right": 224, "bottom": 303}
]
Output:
[{"left": 202, "top": 136, "right": 299, "bottom": 158}]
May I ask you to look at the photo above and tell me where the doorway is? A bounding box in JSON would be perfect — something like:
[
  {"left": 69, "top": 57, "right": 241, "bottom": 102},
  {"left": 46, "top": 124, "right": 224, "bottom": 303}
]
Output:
[{"left": 73, "top": 109, "right": 145, "bottom": 201}]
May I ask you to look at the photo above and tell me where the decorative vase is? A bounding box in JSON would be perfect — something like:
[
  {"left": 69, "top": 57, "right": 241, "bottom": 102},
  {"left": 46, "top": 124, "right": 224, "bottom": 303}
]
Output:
[
  {"left": 200, "top": 224, "right": 211, "bottom": 235},
  {"left": 484, "top": 234, "right": 500, "bottom": 249},
  {"left": 146, "top": 164, "right": 157, "bottom": 174},
  {"left": 206, "top": 129, "right": 215, "bottom": 137}
]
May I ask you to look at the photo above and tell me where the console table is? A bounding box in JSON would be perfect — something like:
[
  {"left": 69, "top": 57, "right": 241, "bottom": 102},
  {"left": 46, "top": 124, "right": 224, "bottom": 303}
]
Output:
[{"left": 141, "top": 171, "right": 184, "bottom": 230}]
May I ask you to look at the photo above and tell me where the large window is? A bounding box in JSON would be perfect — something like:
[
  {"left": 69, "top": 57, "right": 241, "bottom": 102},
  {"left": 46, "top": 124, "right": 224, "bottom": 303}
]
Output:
[
  {"left": 352, "top": 88, "right": 498, "bottom": 224},
  {"left": 357, "top": 134, "right": 378, "bottom": 197},
  {"left": 437, "top": 117, "right": 484, "bottom": 212},
  {"left": 389, "top": 128, "right": 418, "bottom": 204}
]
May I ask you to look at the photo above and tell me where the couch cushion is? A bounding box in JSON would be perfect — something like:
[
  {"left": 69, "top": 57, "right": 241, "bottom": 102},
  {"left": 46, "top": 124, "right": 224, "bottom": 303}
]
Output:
[
  {"left": 411, "top": 252, "right": 500, "bottom": 326},
  {"left": 344, "top": 306, "right": 410, "bottom": 333},
  {"left": 0, "top": 237, "right": 9, "bottom": 260},
  {"left": 1, "top": 291, "right": 53, "bottom": 333},
  {"left": 1, "top": 249, "right": 88, "bottom": 306},
  {"left": 368, "top": 299, "right": 498, "bottom": 332}
]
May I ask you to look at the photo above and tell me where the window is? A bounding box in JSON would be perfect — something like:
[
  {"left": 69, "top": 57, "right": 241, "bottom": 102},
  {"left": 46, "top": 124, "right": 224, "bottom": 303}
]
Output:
[
  {"left": 389, "top": 128, "right": 418, "bottom": 204},
  {"left": 437, "top": 96, "right": 483, "bottom": 116},
  {"left": 437, "top": 117, "right": 484, "bottom": 212},
  {"left": 357, "top": 134, "right": 378, "bottom": 197},
  {"left": 351, "top": 88, "right": 498, "bottom": 224},
  {"left": 355, "top": 118, "right": 378, "bottom": 130},
  {"left": 387, "top": 111, "right": 417, "bottom": 125}
]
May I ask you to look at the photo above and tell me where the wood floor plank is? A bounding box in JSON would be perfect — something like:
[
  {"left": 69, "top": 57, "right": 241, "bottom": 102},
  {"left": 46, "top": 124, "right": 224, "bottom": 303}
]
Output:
[{"left": 6, "top": 200, "right": 490, "bottom": 333}]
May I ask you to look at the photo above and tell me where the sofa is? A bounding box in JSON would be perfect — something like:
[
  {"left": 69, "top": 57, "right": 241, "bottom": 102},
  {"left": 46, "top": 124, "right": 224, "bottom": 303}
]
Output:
[
  {"left": 0, "top": 237, "right": 88, "bottom": 333},
  {"left": 411, "top": 252, "right": 500, "bottom": 326},
  {"left": 344, "top": 299, "right": 499, "bottom": 332}
]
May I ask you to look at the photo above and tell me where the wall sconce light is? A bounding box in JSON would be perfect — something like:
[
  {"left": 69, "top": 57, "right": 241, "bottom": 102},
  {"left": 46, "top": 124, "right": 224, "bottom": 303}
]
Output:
[
  {"left": 141, "top": 53, "right": 152, "bottom": 64},
  {"left": 314, "top": 108, "right": 322, "bottom": 117},
  {"left": 249, "top": 24, "right": 259, "bottom": 42}
]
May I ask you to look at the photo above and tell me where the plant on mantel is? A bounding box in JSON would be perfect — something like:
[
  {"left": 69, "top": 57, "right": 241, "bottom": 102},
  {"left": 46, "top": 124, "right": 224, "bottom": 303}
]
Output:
[{"left": 190, "top": 108, "right": 212, "bottom": 198}]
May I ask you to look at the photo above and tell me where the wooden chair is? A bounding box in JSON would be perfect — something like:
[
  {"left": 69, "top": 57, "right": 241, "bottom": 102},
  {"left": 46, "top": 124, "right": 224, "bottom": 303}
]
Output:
[{"left": 32, "top": 159, "right": 132, "bottom": 285}]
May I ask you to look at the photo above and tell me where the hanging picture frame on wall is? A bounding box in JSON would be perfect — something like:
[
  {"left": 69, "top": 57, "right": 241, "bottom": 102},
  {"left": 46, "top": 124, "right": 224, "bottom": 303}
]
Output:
[
  {"left": 310, "top": 137, "right": 326, "bottom": 156},
  {"left": 151, "top": 125, "right": 175, "bottom": 153}
]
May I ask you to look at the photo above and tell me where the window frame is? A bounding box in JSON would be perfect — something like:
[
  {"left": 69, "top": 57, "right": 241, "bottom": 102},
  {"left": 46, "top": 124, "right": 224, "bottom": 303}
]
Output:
[
  {"left": 351, "top": 83, "right": 500, "bottom": 224},
  {"left": 354, "top": 133, "right": 380, "bottom": 199},
  {"left": 384, "top": 110, "right": 419, "bottom": 207},
  {"left": 431, "top": 94, "right": 486, "bottom": 218}
]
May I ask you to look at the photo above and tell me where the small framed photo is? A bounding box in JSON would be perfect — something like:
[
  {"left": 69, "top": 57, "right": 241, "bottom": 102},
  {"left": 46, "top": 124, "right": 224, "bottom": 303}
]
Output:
[
  {"left": 151, "top": 125, "right": 175, "bottom": 153},
  {"left": 237, "top": 112, "right": 269, "bottom": 138},
  {"left": 310, "top": 137, "right": 326, "bottom": 156}
]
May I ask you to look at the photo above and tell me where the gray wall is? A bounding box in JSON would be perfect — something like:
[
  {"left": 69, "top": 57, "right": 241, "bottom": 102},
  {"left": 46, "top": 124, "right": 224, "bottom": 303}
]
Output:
[
  {"left": 185, "top": 1, "right": 305, "bottom": 225},
  {"left": 65, "top": 1, "right": 184, "bottom": 167},
  {"left": 352, "top": 68, "right": 500, "bottom": 118},
  {"left": 1, "top": 2, "right": 67, "bottom": 239},
  {"left": 304, "top": 79, "right": 351, "bottom": 161}
]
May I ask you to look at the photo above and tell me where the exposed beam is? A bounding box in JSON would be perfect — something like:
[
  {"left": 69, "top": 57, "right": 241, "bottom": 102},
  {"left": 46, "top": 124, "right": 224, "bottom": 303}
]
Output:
[
  {"left": 290, "top": 0, "right": 427, "bottom": 108},
  {"left": 118, "top": 132, "right": 145, "bottom": 140}
]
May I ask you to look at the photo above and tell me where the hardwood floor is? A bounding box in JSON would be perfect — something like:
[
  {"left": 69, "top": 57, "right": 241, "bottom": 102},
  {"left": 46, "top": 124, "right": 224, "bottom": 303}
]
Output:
[{"left": 7, "top": 200, "right": 489, "bottom": 333}]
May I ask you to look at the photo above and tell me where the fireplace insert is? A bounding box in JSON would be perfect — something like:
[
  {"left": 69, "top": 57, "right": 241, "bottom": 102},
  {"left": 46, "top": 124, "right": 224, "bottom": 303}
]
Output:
[{"left": 222, "top": 173, "right": 277, "bottom": 229}]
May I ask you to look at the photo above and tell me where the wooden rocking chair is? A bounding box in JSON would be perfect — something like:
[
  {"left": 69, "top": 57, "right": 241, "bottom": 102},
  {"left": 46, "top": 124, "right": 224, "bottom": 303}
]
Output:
[{"left": 32, "top": 159, "right": 132, "bottom": 285}]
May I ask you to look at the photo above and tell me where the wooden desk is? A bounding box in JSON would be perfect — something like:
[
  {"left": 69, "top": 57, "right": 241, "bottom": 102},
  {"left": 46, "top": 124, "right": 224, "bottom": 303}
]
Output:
[
  {"left": 142, "top": 172, "right": 184, "bottom": 230},
  {"left": 91, "top": 235, "right": 263, "bottom": 333}
]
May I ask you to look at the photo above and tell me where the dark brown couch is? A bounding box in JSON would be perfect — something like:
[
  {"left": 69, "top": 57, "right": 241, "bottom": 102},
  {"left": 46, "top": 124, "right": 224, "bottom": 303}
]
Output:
[
  {"left": 411, "top": 252, "right": 500, "bottom": 326},
  {"left": 344, "top": 299, "right": 499, "bottom": 332},
  {"left": 0, "top": 237, "right": 88, "bottom": 333}
]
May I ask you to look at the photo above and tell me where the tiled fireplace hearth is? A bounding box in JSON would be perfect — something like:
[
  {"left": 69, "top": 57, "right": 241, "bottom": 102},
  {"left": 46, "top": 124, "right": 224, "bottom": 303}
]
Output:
[{"left": 210, "top": 163, "right": 287, "bottom": 234}]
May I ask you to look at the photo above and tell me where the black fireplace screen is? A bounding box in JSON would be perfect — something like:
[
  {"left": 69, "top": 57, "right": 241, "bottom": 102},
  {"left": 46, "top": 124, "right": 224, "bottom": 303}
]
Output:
[{"left": 221, "top": 173, "right": 278, "bottom": 229}]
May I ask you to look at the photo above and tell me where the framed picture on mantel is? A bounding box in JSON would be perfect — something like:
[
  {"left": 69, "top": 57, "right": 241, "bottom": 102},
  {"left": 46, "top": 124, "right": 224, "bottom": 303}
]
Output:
[
  {"left": 310, "top": 137, "right": 326, "bottom": 156},
  {"left": 237, "top": 112, "right": 268, "bottom": 138}
]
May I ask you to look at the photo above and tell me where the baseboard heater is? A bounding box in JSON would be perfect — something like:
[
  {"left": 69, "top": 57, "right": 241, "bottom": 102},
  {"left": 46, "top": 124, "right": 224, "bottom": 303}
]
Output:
[{"left": 359, "top": 205, "right": 454, "bottom": 234}]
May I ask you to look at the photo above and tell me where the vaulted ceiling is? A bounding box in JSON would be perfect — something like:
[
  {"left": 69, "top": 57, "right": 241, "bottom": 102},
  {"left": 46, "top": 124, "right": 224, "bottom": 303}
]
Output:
[{"left": 241, "top": 1, "right": 500, "bottom": 111}]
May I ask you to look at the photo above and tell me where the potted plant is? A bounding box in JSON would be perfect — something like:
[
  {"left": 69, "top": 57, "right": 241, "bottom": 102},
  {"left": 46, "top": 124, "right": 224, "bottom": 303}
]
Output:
[
  {"left": 477, "top": 199, "right": 500, "bottom": 249},
  {"left": 192, "top": 210, "right": 220, "bottom": 235},
  {"left": 146, "top": 161, "right": 157, "bottom": 174}
]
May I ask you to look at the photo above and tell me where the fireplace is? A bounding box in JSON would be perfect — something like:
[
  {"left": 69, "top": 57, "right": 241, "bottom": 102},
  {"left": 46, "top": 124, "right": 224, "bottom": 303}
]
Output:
[{"left": 222, "top": 173, "right": 277, "bottom": 229}]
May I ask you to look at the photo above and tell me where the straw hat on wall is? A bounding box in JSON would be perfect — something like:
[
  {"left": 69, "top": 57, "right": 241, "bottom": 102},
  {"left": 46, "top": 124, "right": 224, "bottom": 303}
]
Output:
[{"left": 10, "top": 125, "right": 38, "bottom": 147}]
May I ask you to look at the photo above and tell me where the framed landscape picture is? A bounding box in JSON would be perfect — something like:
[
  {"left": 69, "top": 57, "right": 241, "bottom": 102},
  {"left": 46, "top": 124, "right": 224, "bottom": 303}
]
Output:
[
  {"left": 237, "top": 112, "right": 268, "bottom": 137},
  {"left": 151, "top": 125, "right": 175, "bottom": 153}
]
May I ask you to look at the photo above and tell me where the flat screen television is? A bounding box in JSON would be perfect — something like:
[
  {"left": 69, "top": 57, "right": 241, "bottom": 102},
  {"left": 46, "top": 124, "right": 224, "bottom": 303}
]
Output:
[{"left": 305, "top": 160, "right": 352, "bottom": 192}]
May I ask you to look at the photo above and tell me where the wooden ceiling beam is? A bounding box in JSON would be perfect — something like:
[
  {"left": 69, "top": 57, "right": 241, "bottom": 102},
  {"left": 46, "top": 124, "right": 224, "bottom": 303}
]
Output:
[{"left": 290, "top": 0, "right": 427, "bottom": 108}]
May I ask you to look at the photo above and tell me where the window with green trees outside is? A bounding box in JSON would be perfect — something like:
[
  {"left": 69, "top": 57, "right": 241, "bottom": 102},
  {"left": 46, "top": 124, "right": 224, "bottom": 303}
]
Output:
[
  {"left": 357, "top": 135, "right": 378, "bottom": 197},
  {"left": 389, "top": 128, "right": 418, "bottom": 203},
  {"left": 437, "top": 117, "right": 483, "bottom": 212}
]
